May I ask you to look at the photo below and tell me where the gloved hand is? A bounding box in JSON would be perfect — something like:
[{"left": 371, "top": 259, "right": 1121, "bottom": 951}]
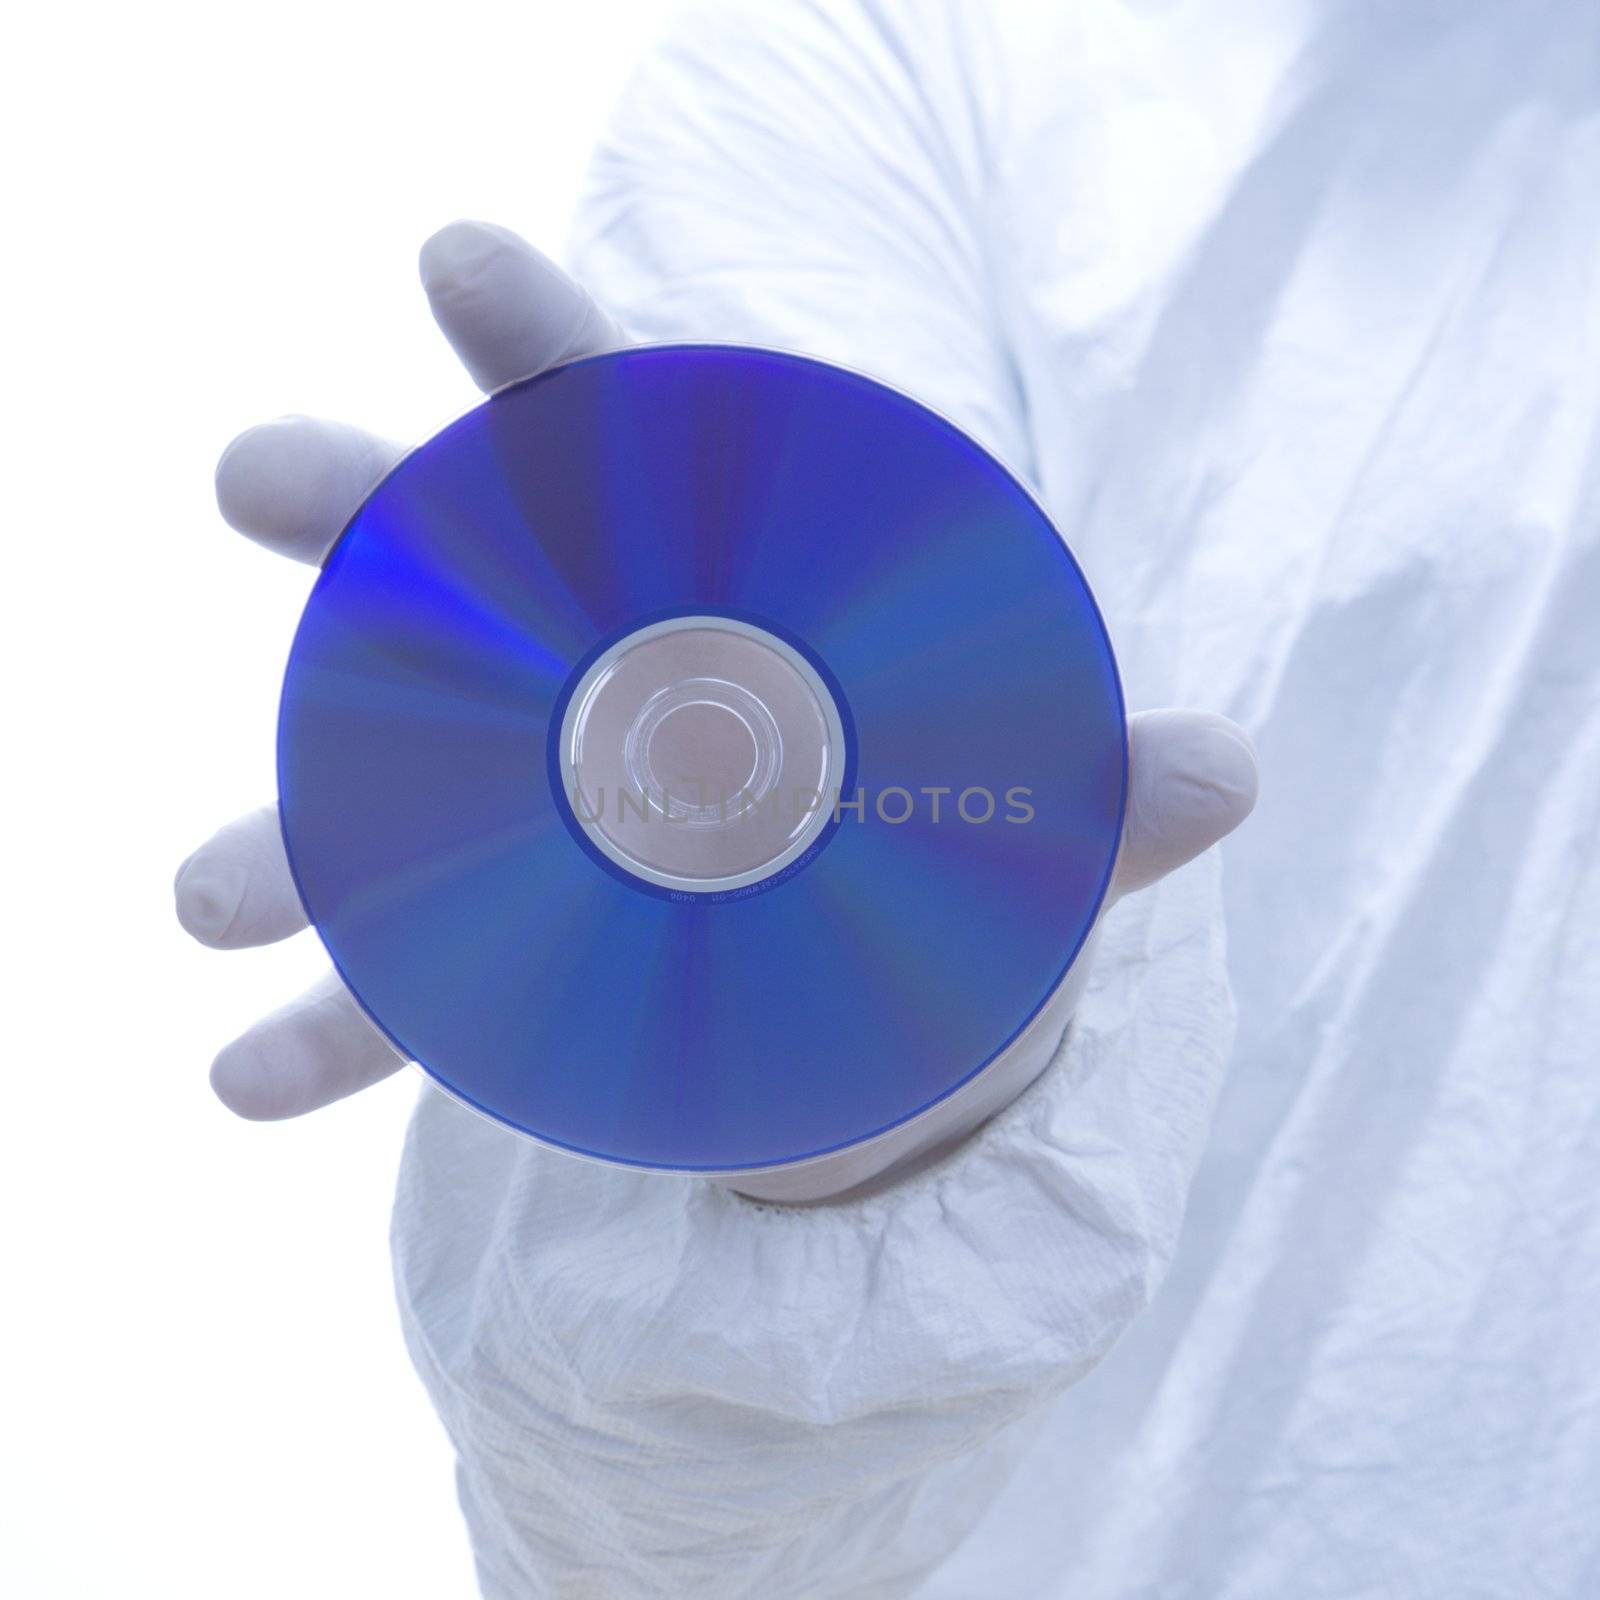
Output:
[
  {"left": 176, "top": 218, "right": 1257, "bottom": 1166},
  {"left": 181, "top": 219, "right": 1254, "bottom": 1177},
  {"left": 178, "top": 219, "right": 1259, "bottom": 1595}
]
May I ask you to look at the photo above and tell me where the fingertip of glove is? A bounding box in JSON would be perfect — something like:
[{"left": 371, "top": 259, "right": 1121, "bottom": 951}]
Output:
[
  {"left": 1114, "top": 709, "right": 1260, "bottom": 897},
  {"left": 1185, "top": 711, "right": 1259, "bottom": 823},
  {"left": 210, "top": 1038, "right": 295, "bottom": 1121},
  {"left": 174, "top": 854, "right": 245, "bottom": 948},
  {"left": 1133, "top": 707, "right": 1259, "bottom": 822},
  {"left": 419, "top": 219, "right": 519, "bottom": 297},
  {"left": 213, "top": 415, "right": 317, "bottom": 548}
]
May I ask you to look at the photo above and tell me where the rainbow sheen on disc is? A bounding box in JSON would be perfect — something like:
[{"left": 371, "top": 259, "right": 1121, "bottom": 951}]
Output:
[{"left": 278, "top": 345, "right": 1126, "bottom": 1170}]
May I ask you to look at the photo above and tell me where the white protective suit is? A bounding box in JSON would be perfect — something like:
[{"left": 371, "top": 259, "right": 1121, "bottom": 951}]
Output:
[{"left": 385, "top": 2, "right": 1600, "bottom": 1595}]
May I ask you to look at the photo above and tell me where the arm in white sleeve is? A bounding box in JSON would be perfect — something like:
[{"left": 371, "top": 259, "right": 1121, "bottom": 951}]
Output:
[
  {"left": 395, "top": 856, "right": 1234, "bottom": 1599},
  {"left": 392, "top": 4, "right": 1244, "bottom": 1595}
]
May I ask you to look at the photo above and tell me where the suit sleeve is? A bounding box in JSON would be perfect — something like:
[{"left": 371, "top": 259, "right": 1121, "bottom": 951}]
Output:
[{"left": 568, "top": 0, "right": 1035, "bottom": 477}]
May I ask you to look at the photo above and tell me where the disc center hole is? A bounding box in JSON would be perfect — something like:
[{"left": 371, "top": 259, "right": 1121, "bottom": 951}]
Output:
[
  {"left": 649, "top": 700, "right": 759, "bottom": 797},
  {"left": 624, "top": 676, "right": 784, "bottom": 827}
]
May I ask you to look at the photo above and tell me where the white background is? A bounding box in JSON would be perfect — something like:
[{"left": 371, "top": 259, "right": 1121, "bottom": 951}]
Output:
[{"left": 4, "top": 3, "right": 672, "bottom": 1592}]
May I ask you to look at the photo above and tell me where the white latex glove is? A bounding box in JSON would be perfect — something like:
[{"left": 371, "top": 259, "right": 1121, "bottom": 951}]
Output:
[{"left": 176, "top": 220, "right": 1257, "bottom": 1180}]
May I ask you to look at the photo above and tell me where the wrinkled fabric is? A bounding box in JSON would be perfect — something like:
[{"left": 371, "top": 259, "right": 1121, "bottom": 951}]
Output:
[
  {"left": 397, "top": 858, "right": 1228, "bottom": 1597},
  {"left": 394, "top": 2, "right": 1600, "bottom": 1595}
]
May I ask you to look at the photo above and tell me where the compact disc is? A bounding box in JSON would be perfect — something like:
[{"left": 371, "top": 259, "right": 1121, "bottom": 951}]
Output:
[{"left": 278, "top": 345, "right": 1126, "bottom": 1171}]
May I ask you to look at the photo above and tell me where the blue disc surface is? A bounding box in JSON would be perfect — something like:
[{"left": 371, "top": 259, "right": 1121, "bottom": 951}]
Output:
[{"left": 278, "top": 345, "right": 1126, "bottom": 1170}]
